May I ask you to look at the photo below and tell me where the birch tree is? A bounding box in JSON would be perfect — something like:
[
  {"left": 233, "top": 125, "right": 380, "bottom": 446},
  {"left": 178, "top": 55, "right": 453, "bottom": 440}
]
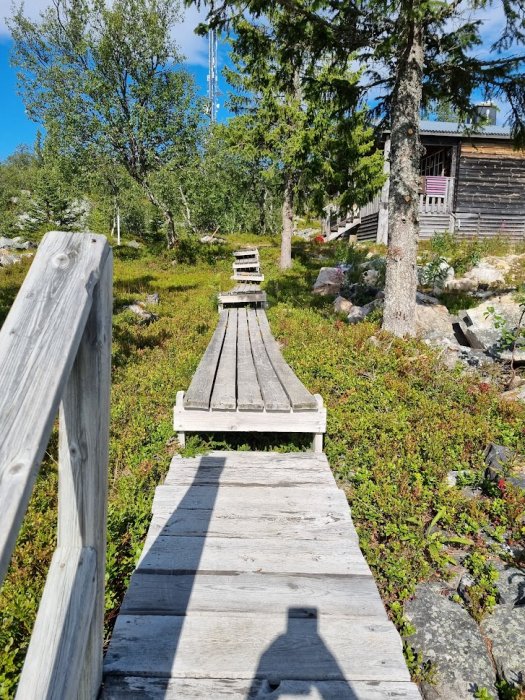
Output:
[{"left": 10, "top": 0, "right": 202, "bottom": 248}]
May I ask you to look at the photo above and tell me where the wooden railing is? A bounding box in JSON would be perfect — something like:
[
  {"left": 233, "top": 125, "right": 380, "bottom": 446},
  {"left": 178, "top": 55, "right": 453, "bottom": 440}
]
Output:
[
  {"left": 418, "top": 176, "right": 455, "bottom": 214},
  {"left": 0, "top": 231, "right": 112, "bottom": 699}
]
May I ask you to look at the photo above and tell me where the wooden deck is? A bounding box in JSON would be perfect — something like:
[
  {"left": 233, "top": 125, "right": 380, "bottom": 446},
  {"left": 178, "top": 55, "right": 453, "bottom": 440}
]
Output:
[
  {"left": 218, "top": 284, "right": 268, "bottom": 310},
  {"left": 174, "top": 308, "right": 326, "bottom": 450},
  {"left": 103, "top": 451, "right": 420, "bottom": 699}
]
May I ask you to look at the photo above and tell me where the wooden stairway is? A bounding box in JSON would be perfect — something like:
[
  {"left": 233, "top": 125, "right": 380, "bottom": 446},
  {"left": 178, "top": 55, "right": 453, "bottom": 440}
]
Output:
[{"left": 102, "top": 451, "right": 420, "bottom": 699}]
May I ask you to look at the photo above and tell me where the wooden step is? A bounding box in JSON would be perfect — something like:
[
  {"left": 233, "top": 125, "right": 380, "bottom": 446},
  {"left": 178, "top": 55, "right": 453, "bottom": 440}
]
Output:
[
  {"left": 104, "top": 613, "right": 410, "bottom": 682},
  {"left": 103, "top": 676, "right": 421, "bottom": 699},
  {"left": 120, "top": 571, "right": 386, "bottom": 618}
]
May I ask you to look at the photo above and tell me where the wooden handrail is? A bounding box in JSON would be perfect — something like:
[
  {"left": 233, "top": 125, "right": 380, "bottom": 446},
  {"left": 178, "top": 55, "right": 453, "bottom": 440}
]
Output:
[{"left": 0, "top": 231, "right": 112, "bottom": 699}]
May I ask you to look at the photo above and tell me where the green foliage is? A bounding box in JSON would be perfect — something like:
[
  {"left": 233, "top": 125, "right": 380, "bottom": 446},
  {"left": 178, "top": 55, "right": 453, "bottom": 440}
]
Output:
[
  {"left": 474, "top": 687, "right": 496, "bottom": 700},
  {"left": 1, "top": 235, "right": 525, "bottom": 693},
  {"left": 463, "top": 552, "right": 500, "bottom": 621},
  {"left": 9, "top": 0, "right": 203, "bottom": 246}
]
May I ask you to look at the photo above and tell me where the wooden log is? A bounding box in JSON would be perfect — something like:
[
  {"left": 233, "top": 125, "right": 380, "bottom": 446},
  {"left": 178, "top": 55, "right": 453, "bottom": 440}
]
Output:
[
  {"left": 136, "top": 534, "right": 371, "bottom": 576},
  {"left": 0, "top": 231, "right": 111, "bottom": 585},
  {"left": 120, "top": 571, "right": 384, "bottom": 618},
  {"left": 104, "top": 613, "right": 410, "bottom": 682},
  {"left": 246, "top": 310, "right": 290, "bottom": 411},
  {"left": 152, "top": 483, "right": 348, "bottom": 516}
]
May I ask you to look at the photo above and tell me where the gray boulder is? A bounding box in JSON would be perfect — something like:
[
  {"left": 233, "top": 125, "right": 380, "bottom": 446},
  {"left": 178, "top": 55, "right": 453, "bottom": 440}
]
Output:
[
  {"left": 458, "top": 294, "right": 525, "bottom": 362},
  {"left": 415, "top": 301, "right": 455, "bottom": 344},
  {"left": 0, "top": 253, "right": 21, "bottom": 267},
  {"left": 312, "top": 267, "right": 345, "bottom": 296},
  {"left": 405, "top": 583, "right": 497, "bottom": 699},
  {"left": 481, "top": 563, "right": 525, "bottom": 686},
  {"left": 0, "top": 235, "right": 34, "bottom": 250},
  {"left": 347, "top": 300, "right": 378, "bottom": 324},
  {"left": 464, "top": 263, "right": 505, "bottom": 288}
]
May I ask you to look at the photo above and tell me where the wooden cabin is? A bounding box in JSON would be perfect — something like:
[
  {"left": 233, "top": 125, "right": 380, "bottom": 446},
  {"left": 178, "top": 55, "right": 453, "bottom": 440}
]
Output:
[{"left": 357, "top": 117, "right": 525, "bottom": 243}]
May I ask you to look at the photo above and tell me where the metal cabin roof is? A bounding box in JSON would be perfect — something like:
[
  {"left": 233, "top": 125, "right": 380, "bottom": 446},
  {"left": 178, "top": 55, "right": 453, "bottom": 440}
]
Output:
[{"left": 419, "top": 120, "right": 512, "bottom": 139}]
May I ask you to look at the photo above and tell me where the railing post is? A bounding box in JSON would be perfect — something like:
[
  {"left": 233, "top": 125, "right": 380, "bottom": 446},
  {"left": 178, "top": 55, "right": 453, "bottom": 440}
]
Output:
[{"left": 57, "top": 252, "right": 113, "bottom": 699}]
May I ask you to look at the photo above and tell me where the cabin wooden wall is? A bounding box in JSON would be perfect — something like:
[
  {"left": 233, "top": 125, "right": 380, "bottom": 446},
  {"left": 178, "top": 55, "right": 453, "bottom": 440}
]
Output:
[{"left": 455, "top": 141, "right": 525, "bottom": 215}]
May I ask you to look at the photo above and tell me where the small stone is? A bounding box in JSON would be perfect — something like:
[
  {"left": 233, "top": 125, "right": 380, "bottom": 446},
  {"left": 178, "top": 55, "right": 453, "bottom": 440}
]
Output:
[
  {"left": 127, "top": 303, "right": 158, "bottom": 323},
  {"left": 346, "top": 301, "right": 377, "bottom": 324},
  {"left": 445, "top": 277, "right": 478, "bottom": 293},
  {"left": 145, "top": 293, "right": 160, "bottom": 305},
  {"left": 0, "top": 253, "right": 21, "bottom": 266},
  {"left": 126, "top": 240, "right": 142, "bottom": 249},
  {"left": 333, "top": 296, "right": 354, "bottom": 315},
  {"left": 362, "top": 268, "right": 380, "bottom": 286}
]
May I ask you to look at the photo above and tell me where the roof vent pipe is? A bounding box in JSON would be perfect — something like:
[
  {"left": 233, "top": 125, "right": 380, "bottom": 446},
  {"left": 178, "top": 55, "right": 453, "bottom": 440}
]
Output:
[{"left": 466, "top": 102, "right": 498, "bottom": 126}]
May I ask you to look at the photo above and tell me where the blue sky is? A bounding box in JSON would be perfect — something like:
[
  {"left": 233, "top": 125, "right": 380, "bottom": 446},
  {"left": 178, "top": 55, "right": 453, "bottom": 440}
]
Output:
[
  {"left": 0, "top": 3, "right": 232, "bottom": 160},
  {"left": 0, "top": 1, "right": 514, "bottom": 161}
]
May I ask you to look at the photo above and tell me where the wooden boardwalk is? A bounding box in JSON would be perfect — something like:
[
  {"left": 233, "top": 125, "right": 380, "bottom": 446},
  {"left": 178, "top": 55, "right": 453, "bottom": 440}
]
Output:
[{"left": 103, "top": 451, "right": 420, "bottom": 699}]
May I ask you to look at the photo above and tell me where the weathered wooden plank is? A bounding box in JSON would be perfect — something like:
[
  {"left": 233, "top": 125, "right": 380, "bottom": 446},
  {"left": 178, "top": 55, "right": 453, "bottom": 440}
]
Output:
[
  {"left": 136, "top": 535, "right": 371, "bottom": 576},
  {"left": 104, "top": 614, "right": 410, "bottom": 682},
  {"left": 164, "top": 458, "right": 335, "bottom": 486},
  {"left": 232, "top": 273, "right": 265, "bottom": 282},
  {"left": 233, "top": 259, "right": 260, "bottom": 270},
  {"left": 210, "top": 308, "right": 238, "bottom": 410},
  {"left": 246, "top": 309, "right": 290, "bottom": 411},
  {"left": 120, "top": 571, "right": 384, "bottom": 617},
  {"left": 147, "top": 509, "right": 358, "bottom": 541},
  {"left": 152, "top": 484, "right": 348, "bottom": 516},
  {"left": 184, "top": 310, "right": 228, "bottom": 410},
  {"left": 236, "top": 308, "right": 264, "bottom": 411},
  {"left": 256, "top": 310, "right": 318, "bottom": 410},
  {"left": 57, "top": 252, "right": 112, "bottom": 699},
  {"left": 233, "top": 249, "right": 259, "bottom": 258},
  {"left": 0, "top": 231, "right": 110, "bottom": 585},
  {"left": 16, "top": 547, "right": 97, "bottom": 699},
  {"left": 174, "top": 403, "right": 326, "bottom": 433},
  {"left": 103, "top": 677, "right": 421, "bottom": 700}
]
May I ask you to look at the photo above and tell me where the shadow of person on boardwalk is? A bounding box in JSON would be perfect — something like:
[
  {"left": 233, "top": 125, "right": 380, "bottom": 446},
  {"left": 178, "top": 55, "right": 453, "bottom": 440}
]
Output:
[
  {"left": 248, "top": 607, "right": 358, "bottom": 700},
  {"left": 103, "top": 455, "right": 226, "bottom": 681}
]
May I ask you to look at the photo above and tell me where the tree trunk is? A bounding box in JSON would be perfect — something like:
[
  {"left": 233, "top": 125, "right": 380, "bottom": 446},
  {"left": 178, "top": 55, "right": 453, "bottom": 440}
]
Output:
[
  {"left": 382, "top": 16, "right": 424, "bottom": 337},
  {"left": 280, "top": 176, "right": 294, "bottom": 270},
  {"left": 142, "top": 181, "right": 177, "bottom": 248}
]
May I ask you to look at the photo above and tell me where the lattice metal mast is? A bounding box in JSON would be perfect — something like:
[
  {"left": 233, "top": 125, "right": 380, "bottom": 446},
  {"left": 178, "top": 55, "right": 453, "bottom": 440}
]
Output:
[{"left": 207, "top": 29, "right": 218, "bottom": 122}]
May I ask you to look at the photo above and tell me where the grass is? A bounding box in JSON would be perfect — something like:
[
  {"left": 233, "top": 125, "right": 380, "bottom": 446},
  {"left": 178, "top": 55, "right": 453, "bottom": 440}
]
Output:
[{"left": 1, "top": 233, "right": 525, "bottom": 696}]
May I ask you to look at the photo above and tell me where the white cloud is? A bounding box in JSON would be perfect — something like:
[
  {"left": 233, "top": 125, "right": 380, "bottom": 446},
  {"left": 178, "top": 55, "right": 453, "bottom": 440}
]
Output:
[
  {"left": 1, "top": 0, "right": 209, "bottom": 67},
  {"left": 172, "top": 4, "right": 209, "bottom": 66}
]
